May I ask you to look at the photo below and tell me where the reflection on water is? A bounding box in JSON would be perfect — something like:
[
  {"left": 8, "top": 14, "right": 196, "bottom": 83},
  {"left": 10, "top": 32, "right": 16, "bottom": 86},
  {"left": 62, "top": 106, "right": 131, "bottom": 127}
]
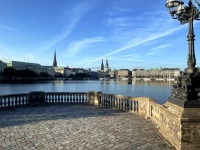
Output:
[
  {"left": 0, "top": 79, "right": 174, "bottom": 104},
  {"left": 101, "top": 79, "right": 174, "bottom": 87}
]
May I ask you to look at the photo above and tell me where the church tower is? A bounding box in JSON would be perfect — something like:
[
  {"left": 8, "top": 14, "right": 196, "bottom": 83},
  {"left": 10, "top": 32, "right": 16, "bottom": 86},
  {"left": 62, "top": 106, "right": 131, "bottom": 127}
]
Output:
[
  {"left": 53, "top": 50, "right": 57, "bottom": 67},
  {"left": 101, "top": 59, "right": 104, "bottom": 71},
  {"left": 105, "top": 59, "right": 109, "bottom": 72}
]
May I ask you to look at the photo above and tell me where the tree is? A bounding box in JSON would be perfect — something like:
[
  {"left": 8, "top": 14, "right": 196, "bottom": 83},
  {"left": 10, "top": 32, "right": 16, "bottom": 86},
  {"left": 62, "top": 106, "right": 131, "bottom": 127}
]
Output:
[
  {"left": 39, "top": 72, "right": 49, "bottom": 77},
  {"left": 3, "top": 67, "right": 18, "bottom": 78}
]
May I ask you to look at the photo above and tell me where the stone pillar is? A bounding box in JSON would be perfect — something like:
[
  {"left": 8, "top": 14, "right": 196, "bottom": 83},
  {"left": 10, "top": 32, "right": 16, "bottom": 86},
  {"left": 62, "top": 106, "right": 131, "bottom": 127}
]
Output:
[
  {"left": 162, "top": 100, "right": 200, "bottom": 150},
  {"left": 181, "top": 108, "right": 200, "bottom": 150},
  {"left": 87, "top": 91, "right": 101, "bottom": 105},
  {"left": 28, "top": 91, "right": 45, "bottom": 105}
]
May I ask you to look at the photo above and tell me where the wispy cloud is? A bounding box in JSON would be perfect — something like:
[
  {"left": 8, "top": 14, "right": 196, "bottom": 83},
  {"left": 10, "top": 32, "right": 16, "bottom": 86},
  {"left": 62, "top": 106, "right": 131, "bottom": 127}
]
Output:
[
  {"left": 85, "top": 24, "right": 186, "bottom": 65},
  {"left": 0, "top": 24, "right": 18, "bottom": 32},
  {"left": 152, "top": 44, "right": 172, "bottom": 51},
  {"left": 40, "top": 0, "right": 93, "bottom": 51},
  {"left": 65, "top": 37, "right": 104, "bottom": 56},
  {"left": 146, "top": 51, "right": 160, "bottom": 55}
]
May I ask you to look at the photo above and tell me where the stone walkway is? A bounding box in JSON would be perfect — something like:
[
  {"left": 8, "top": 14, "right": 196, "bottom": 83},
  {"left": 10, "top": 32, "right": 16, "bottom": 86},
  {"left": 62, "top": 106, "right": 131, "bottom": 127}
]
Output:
[{"left": 0, "top": 105, "right": 175, "bottom": 150}]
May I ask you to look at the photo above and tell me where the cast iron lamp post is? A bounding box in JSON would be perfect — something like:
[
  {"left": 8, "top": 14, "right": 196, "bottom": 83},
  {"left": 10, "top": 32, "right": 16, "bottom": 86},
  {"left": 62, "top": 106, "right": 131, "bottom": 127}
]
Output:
[{"left": 165, "top": 0, "right": 200, "bottom": 106}]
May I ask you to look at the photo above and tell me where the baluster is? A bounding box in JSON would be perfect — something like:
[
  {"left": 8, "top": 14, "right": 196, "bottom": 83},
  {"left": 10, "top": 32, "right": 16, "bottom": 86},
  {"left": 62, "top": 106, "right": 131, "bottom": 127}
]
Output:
[
  {"left": 113, "top": 97, "right": 115, "bottom": 108},
  {"left": 74, "top": 95, "right": 76, "bottom": 103},
  {"left": 76, "top": 95, "right": 78, "bottom": 103},
  {"left": 0, "top": 97, "right": 2, "bottom": 108},
  {"left": 22, "top": 96, "right": 25, "bottom": 105},
  {"left": 106, "top": 96, "right": 108, "bottom": 106},
  {"left": 11, "top": 97, "right": 14, "bottom": 107},
  {"left": 73, "top": 95, "right": 76, "bottom": 103},
  {"left": 66, "top": 95, "right": 69, "bottom": 103},
  {"left": 63, "top": 94, "right": 66, "bottom": 103},
  {"left": 118, "top": 98, "right": 120, "bottom": 109},
  {"left": 134, "top": 101, "right": 137, "bottom": 112},
  {"left": 61, "top": 95, "right": 64, "bottom": 103},
  {"left": 122, "top": 99, "right": 124, "bottom": 110},
  {"left": 69, "top": 95, "right": 71, "bottom": 103},
  {"left": 2, "top": 98, "right": 5, "bottom": 107},
  {"left": 114, "top": 98, "right": 116, "bottom": 108},
  {"left": 116, "top": 98, "right": 119, "bottom": 108},
  {"left": 46, "top": 95, "right": 49, "bottom": 103},
  {"left": 53, "top": 94, "right": 55, "bottom": 103},
  {"left": 111, "top": 97, "right": 113, "bottom": 107},
  {"left": 85, "top": 94, "right": 87, "bottom": 103},
  {"left": 58, "top": 95, "right": 61, "bottom": 104},
  {"left": 81, "top": 95, "right": 84, "bottom": 103},
  {"left": 55, "top": 94, "right": 58, "bottom": 103},
  {"left": 124, "top": 99, "right": 126, "bottom": 110},
  {"left": 49, "top": 95, "right": 51, "bottom": 103},
  {"left": 126, "top": 99, "right": 128, "bottom": 111},
  {"left": 24, "top": 96, "right": 26, "bottom": 105},
  {"left": 131, "top": 100, "right": 133, "bottom": 112},
  {"left": 127, "top": 100, "right": 130, "bottom": 111}
]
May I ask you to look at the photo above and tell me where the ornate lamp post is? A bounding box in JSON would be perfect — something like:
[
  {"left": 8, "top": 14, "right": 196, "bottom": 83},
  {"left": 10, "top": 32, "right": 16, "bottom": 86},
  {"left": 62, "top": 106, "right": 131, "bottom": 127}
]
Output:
[{"left": 165, "top": 0, "right": 200, "bottom": 106}]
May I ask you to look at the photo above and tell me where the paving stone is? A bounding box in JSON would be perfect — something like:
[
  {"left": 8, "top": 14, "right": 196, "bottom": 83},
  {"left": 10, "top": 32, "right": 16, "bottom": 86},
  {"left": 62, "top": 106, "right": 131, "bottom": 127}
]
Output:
[{"left": 0, "top": 104, "right": 175, "bottom": 149}]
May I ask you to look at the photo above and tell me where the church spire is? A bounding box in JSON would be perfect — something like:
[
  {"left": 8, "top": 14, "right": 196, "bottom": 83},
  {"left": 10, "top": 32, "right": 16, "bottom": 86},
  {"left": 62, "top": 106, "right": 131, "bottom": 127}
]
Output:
[
  {"left": 105, "top": 59, "right": 109, "bottom": 72},
  {"left": 53, "top": 49, "right": 57, "bottom": 67},
  {"left": 101, "top": 58, "right": 104, "bottom": 71}
]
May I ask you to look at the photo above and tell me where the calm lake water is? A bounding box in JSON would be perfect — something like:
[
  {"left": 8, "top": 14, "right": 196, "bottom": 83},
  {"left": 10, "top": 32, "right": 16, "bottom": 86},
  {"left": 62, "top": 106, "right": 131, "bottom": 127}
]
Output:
[{"left": 0, "top": 79, "right": 174, "bottom": 104}]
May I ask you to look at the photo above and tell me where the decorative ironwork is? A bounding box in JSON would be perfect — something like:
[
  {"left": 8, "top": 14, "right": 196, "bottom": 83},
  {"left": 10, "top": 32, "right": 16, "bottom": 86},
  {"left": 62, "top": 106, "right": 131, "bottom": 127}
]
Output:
[{"left": 166, "top": 0, "right": 200, "bottom": 102}]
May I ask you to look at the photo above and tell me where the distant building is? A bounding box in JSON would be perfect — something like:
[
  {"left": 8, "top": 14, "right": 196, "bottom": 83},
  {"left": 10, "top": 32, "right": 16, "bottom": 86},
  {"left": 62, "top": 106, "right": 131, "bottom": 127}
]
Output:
[
  {"left": 98, "top": 59, "right": 110, "bottom": 78},
  {"left": 6, "top": 61, "right": 46, "bottom": 74},
  {"left": 109, "top": 70, "right": 117, "bottom": 78},
  {"left": 160, "top": 68, "right": 180, "bottom": 78},
  {"left": 0, "top": 60, "right": 6, "bottom": 75},
  {"left": 105, "top": 59, "right": 109, "bottom": 72},
  {"left": 117, "top": 69, "right": 131, "bottom": 78},
  {"left": 132, "top": 68, "right": 149, "bottom": 78},
  {"left": 149, "top": 68, "right": 160, "bottom": 78},
  {"left": 88, "top": 71, "right": 99, "bottom": 79},
  {"left": 45, "top": 66, "right": 55, "bottom": 76}
]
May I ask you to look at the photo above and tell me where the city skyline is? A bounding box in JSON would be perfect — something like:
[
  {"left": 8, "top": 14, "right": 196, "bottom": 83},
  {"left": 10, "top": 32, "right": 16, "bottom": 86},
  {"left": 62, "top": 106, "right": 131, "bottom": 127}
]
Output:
[{"left": 0, "top": 0, "right": 200, "bottom": 70}]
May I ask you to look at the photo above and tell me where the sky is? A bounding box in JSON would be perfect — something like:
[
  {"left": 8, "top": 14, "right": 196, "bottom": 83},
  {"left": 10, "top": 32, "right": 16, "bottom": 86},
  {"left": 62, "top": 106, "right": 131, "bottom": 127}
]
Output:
[{"left": 0, "top": 0, "right": 200, "bottom": 71}]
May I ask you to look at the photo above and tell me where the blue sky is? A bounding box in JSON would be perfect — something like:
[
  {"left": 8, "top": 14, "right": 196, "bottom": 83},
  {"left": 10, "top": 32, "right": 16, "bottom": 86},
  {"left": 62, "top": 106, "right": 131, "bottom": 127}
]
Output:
[{"left": 0, "top": 0, "right": 200, "bottom": 71}]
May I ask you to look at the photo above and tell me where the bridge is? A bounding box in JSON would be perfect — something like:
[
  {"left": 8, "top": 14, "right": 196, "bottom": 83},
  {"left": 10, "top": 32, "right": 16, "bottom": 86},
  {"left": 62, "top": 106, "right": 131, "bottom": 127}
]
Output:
[{"left": 0, "top": 91, "right": 199, "bottom": 150}]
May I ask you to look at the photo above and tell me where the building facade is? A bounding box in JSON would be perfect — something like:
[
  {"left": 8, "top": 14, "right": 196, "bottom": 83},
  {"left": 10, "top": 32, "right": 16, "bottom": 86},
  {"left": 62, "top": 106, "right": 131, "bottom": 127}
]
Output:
[
  {"left": 0, "top": 60, "right": 6, "bottom": 76},
  {"left": 117, "top": 69, "right": 131, "bottom": 78},
  {"left": 6, "top": 61, "right": 46, "bottom": 74},
  {"left": 160, "top": 68, "right": 180, "bottom": 78},
  {"left": 132, "top": 68, "right": 149, "bottom": 78}
]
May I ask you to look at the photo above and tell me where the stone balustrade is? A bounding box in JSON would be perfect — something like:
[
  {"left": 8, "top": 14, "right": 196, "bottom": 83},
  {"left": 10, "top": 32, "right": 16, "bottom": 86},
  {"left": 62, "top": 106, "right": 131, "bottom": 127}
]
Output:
[
  {"left": 0, "top": 91, "right": 199, "bottom": 150},
  {"left": 0, "top": 93, "right": 28, "bottom": 108}
]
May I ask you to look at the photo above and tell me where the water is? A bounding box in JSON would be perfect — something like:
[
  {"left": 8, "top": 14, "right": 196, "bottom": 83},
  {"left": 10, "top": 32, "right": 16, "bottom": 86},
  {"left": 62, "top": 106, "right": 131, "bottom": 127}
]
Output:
[{"left": 0, "top": 79, "right": 173, "bottom": 104}]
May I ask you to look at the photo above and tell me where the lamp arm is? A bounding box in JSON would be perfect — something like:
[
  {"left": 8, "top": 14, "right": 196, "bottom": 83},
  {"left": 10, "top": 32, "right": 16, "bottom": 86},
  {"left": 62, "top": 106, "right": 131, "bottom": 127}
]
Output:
[{"left": 171, "top": 14, "right": 178, "bottom": 19}]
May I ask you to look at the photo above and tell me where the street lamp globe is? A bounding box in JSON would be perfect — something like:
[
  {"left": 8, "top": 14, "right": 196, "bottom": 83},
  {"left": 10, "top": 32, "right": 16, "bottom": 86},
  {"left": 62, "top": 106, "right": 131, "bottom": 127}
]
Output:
[
  {"left": 176, "top": 3, "right": 185, "bottom": 14},
  {"left": 166, "top": 0, "right": 181, "bottom": 14}
]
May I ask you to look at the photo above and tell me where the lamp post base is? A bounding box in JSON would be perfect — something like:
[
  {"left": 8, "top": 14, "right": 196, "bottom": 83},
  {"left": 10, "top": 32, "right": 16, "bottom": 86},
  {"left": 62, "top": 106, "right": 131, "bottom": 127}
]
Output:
[{"left": 169, "top": 73, "right": 200, "bottom": 107}]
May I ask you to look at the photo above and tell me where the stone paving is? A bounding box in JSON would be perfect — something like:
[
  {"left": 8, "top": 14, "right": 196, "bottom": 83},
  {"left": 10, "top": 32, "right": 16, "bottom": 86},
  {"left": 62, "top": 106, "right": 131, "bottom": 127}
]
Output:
[{"left": 0, "top": 104, "right": 175, "bottom": 150}]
